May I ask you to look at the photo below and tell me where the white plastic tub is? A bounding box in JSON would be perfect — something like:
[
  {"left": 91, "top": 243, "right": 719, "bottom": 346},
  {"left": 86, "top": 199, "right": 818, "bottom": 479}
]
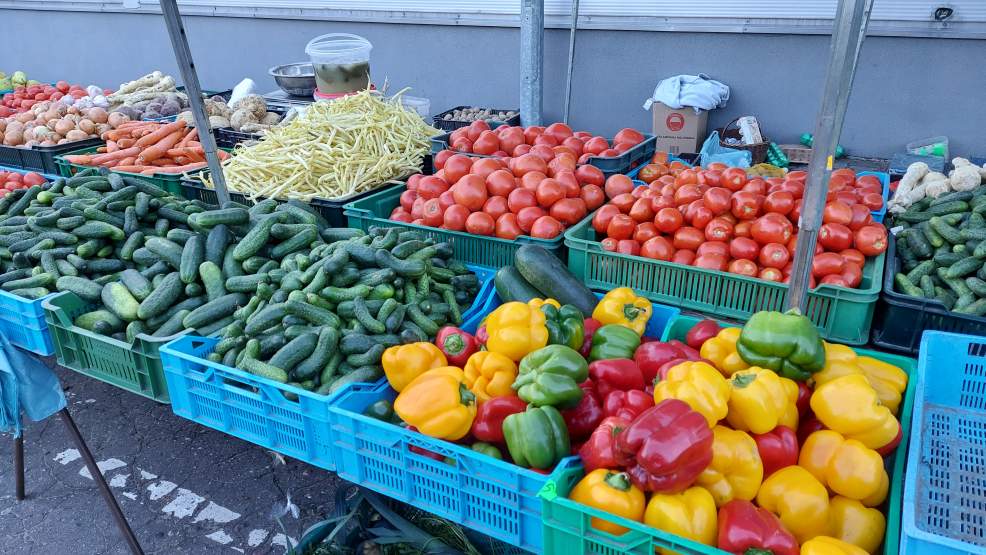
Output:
[{"left": 305, "top": 33, "right": 372, "bottom": 95}]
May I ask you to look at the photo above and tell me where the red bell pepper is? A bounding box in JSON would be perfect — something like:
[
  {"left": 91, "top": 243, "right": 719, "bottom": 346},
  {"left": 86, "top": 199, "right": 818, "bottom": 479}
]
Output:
[
  {"left": 603, "top": 390, "right": 653, "bottom": 421},
  {"left": 685, "top": 319, "right": 721, "bottom": 349},
  {"left": 579, "top": 416, "right": 629, "bottom": 472},
  {"left": 795, "top": 381, "right": 812, "bottom": 418},
  {"left": 877, "top": 423, "right": 903, "bottom": 457},
  {"left": 580, "top": 318, "right": 602, "bottom": 358},
  {"left": 561, "top": 380, "right": 604, "bottom": 442},
  {"left": 614, "top": 399, "right": 713, "bottom": 493},
  {"left": 406, "top": 426, "right": 446, "bottom": 461},
  {"left": 634, "top": 340, "right": 701, "bottom": 384},
  {"left": 476, "top": 324, "right": 489, "bottom": 345},
  {"left": 717, "top": 499, "right": 799, "bottom": 555},
  {"left": 471, "top": 395, "right": 528, "bottom": 443},
  {"left": 751, "top": 425, "right": 799, "bottom": 477},
  {"left": 435, "top": 326, "right": 478, "bottom": 367},
  {"left": 588, "top": 358, "right": 645, "bottom": 399},
  {"left": 797, "top": 415, "right": 825, "bottom": 445}
]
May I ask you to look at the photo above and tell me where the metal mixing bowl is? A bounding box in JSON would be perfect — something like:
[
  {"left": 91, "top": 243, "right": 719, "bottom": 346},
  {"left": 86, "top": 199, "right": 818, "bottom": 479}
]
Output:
[{"left": 269, "top": 62, "right": 317, "bottom": 97}]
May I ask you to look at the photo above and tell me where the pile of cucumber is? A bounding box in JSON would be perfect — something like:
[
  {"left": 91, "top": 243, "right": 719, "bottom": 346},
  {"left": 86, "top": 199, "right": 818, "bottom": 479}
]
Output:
[
  {"left": 207, "top": 226, "right": 482, "bottom": 395},
  {"left": 892, "top": 186, "right": 986, "bottom": 316},
  {"left": 493, "top": 245, "right": 598, "bottom": 317}
]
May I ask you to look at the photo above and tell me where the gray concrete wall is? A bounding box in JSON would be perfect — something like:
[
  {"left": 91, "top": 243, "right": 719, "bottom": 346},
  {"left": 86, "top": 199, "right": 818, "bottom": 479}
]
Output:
[{"left": 3, "top": 9, "right": 983, "bottom": 158}]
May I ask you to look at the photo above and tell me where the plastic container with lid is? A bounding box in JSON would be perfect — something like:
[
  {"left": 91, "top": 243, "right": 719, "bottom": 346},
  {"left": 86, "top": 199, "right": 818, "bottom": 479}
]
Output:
[
  {"left": 906, "top": 135, "right": 948, "bottom": 159},
  {"left": 398, "top": 95, "right": 430, "bottom": 119},
  {"left": 305, "top": 33, "right": 372, "bottom": 95}
]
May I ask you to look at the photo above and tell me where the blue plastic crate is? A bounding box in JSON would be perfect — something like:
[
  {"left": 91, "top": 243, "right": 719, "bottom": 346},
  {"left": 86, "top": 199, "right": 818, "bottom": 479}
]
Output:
[
  {"left": 461, "top": 264, "right": 495, "bottom": 323},
  {"left": 0, "top": 289, "right": 54, "bottom": 355},
  {"left": 858, "top": 170, "right": 891, "bottom": 223},
  {"left": 902, "top": 331, "right": 986, "bottom": 554}
]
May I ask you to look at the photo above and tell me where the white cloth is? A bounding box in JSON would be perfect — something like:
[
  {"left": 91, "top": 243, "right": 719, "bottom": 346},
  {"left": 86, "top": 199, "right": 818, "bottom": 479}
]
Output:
[{"left": 643, "top": 74, "right": 729, "bottom": 113}]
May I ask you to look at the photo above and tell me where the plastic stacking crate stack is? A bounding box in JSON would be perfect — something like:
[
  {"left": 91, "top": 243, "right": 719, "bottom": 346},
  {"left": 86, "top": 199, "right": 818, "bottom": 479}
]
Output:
[
  {"left": 158, "top": 265, "right": 496, "bottom": 471},
  {"left": 539, "top": 313, "right": 917, "bottom": 555},
  {"left": 0, "top": 138, "right": 104, "bottom": 175},
  {"left": 325, "top": 296, "right": 680, "bottom": 553},
  {"left": 900, "top": 331, "right": 986, "bottom": 554},
  {"left": 0, "top": 289, "right": 54, "bottom": 355}
]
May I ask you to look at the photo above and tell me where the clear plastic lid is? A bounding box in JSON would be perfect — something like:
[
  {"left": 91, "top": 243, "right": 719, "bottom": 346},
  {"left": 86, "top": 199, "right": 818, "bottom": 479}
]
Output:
[{"left": 305, "top": 33, "right": 373, "bottom": 64}]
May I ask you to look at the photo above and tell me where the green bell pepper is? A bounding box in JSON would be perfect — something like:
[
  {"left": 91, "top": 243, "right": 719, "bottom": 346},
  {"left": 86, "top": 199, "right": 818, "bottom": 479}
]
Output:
[
  {"left": 471, "top": 441, "right": 503, "bottom": 460},
  {"left": 589, "top": 324, "right": 641, "bottom": 362},
  {"left": 502, "top": 405, "right": 570, "bottom": 469},
  {"left": 513, "top": 344, "right": 588, "bottom": 408},
  {"left": 363, "top": 399, "right": 399, "bottom": 423},
  {"left": 542, "top": 304, "right": 585, "bottom": 351},
  {"left": 736, "top": 309, "right": 825, "bottom": 381}
]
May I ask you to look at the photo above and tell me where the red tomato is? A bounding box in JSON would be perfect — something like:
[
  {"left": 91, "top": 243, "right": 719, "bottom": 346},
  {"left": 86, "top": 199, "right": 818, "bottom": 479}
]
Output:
[
  {"left": 495, "top": 213, "right": 524, "bottom": 240},
  {"left": 741, "top": 179, "right": 767, "bottom": 196},
  {"left": 443, "top": 204, "right": 470, "bottom": 231},
  {"left": 531, "top": 215, "right": 564, "bottom": 239},
  {"left": 731, "top": 192, "right": 762, "bottom": 220},
  {"left": 818, "top": 223, "right": 853, "bottom": 252},
  {"left": 472, "top": 130, "right": 501, "bottom": 155},
  {"left": 483, "top": 196, "right": 510, "bottom": 220},
  {"left": 550, "top": 198, "right": 587, "bottom": 225},
  {"left": 759, "top": 243, "right": 790, "bottom": 269},
  {"left": 391, "top": 209, "right": 413, "bottom": 223},
  {"left": 411, "top": 197, "right": 426, "bottom": 219},
  {"left": 574, "top": 165, "right": 605, "bottom": 187},
  {"left": 517, "top": 206, "right": 547, "bottom": 233},
  {"left": 823, "top": 201, "right": 853, "bottom": 225},
  {"left": 418, "top": 176, "right": 449, "bottom": 200},
  {"left": 820, "top": 274, "right": 849, "bottom": 288},
  {"left": 616, "top": 239, "right": 640, "bottom": 256},
  {"left": 721, "top": 168, "right": 748, "bottom": 191},
  {"left": 855, "top": 225, "right": 888, "bottom": 256},
  {"left": 406, "top": 174, "right": 423, "bottom": 191},
  {"left": 607, "top": 214, "right": 636, "bottom": 240},
  {"left": 610, "top": 193, "right": 636, "bottom": 214},
  {"left": 629, "top": 197, "right": 655, "bottom": 223},
  {"left": 734, "top": 220, "right": 752, "bottom": 238},
  {"left": 530, "top": 144, "right": 556, "bottom": 162},
  {"left": 512, "top": 143, "right": 532, "bottom": 157},
  {"left": 729, "top": 237, "right": 760, "bottom": 260},
  {"left": 860, "top": 192, "right": 884, "bottom": 211},
  {"left": 470, "top": 157, "right": 505, "bottom": 180},
  {"left": 840, "top": 249, "right": 866, "bottom": 268},
  {"left": 673, "top": 227, "right": 704, "bottom": 251},
  {"left": 499, "top": 127, "right": 526, "bottom": 154},
  {"left": 466, "top": 120, "right": 491, "bottom": 141},
  {"left": 438, "top": 190, "right": 456, "bottom": 210},
  {"left": 687, "top": 203, "right": 715, "bottom": 230},
  {"left": 675, "top": 169, "right": 699, "bottom": 188},
  {"left": 673, "top": 249, "right": 696, "bottom": 266},
  {"left": 694, "top": 253, "right": 728, "bottom": 271},
  {"left": 674, "top": 185, "right": 704, "bottom": 206},
  {"left": 592, "top": 205, "right": 621, "bottom": 234},
  {"left": 856, "top": 174, "right": 881, "bottom": 189},
  {"left": 633, "top": 222, "right": 659, "bottom": 243},
  {"left": 637, "top": 164, "right": 666, "bottom": 183},
  {"left": 750, "top": 213, "right": 794, "bottom": 245},
  {"left": 562, "top": 136, "right": 585, "bottom": 156},
  {"left": 604, "top": 174, "right": 634, "bottom": 199},
  {"left": 650, "top": 195, "right": 675, "bottom": 213},
  {"left": 640, "top": 236, "right": 674, "bottom": 261},
  {"left": 545, "top": 122, "right": 574, "bottom": 142},
  {"left": 583, "top": 136, "right": 609, "bottom": 155},
  {"left": 847, "top": 204, "right": 873, "bottom": 231},
  {"left": 728, "top": 258, "right": 759, "bottom": 277},
  {"left": 702, "top": 187, "right": 732, "bottom": 215},
  {"left": 444, "top": 155, "right": 474, "bottom": 184},
  {"left": 535, "top": 179, "right": 565, "bottom": 208},
  {"left": 786, "top": 170, "right": 807, "bottom": 182},
  {"left": 780, "top": 180, "right": 805, "bottom": 198},
  {"left": 705, "top": 217, "right": 735, "bottom": 242},
  {"left": 486, "top": 169, "right": 517, "bottom": 197},
  {"left": 763, "top": 191, "right": 795, "bottom": 215},
  {"left": 601, "top": 238, "right": 618, "bottom": 251},
  {"left": 696, "top": 241, "right": 729, "bottom": 259},
  {"left": 512, "top": 154, "right": 548, "bottom": 177},
  {"left": 422, "top": 198, "right": 445, "bottom": 227},
  {"left": 614, "top": 128, "right": 645, "bottom": 146},
  {"left": 399, "top": 189, "right": 418, "bottom": 212},
  {"left": 812, "top": 252, "right": 846, "bottom": 278},
  {"left": 520, "top": 171, "right": 547, "bottom": 191},
  {"left": 453, "top": 174, "right": 489, "bottom": 211},
  {"left": 465, "top": 211, "right": 495, "bottom": 236},
  {"left": 581, "top": 185, "right": 605, "bottom": 210},
  {"left": 759, "top": 267, "right": 783, "bottom": 282},
  {"left": 555, "top": 171, "right": 581, "bottom": 198},
  {"left": 507, "top": 187, "right": 538, "bottom": 214},
  {"left": 654, "top": 207, "right": 684, "bottom": 234},
  {"left": 841, "top": 262, "right": 863, "bottom": 288}
]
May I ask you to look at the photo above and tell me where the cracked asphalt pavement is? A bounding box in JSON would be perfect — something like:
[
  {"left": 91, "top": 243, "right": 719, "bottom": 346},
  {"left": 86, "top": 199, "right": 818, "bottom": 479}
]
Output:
[{"left": 0, "top": 357, "right": 346, "bottom": 554}]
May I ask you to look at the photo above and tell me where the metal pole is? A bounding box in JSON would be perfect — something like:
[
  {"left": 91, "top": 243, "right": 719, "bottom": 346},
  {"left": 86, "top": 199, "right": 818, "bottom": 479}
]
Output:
[
  {"left": 520, "top": 0, "right": 544, "bottom": 126},
  {"left": 562, "top": 0, "right": 580, "bottom": 123},
  {"left": 60, "top": 409, "right": 144, "bottom": 555},
  {"left": 159, "top": 0, "right": 230, "bottom": 205},
  {"left": 787, "top": 0, "right": 873, "bottom": 310},
  {"left": 14, "top": 433, "right": 24, "bottom": 500}
]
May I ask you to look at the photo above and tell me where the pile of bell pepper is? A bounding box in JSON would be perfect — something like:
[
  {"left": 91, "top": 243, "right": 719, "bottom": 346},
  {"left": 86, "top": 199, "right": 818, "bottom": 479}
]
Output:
[{"left": 368, "top": 288, "right": 907, "bottom": 555}]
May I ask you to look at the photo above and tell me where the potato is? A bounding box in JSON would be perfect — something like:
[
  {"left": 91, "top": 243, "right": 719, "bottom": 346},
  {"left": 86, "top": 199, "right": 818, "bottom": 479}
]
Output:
[
  {"left": 15, "top": 112, "right": 34, "bottom": 124},
  {"left": 78, "top": 119, "right": 96, "bottom": 134},
  {"left": 86, "top": 107, "right": 108, "bottom": 124},
  {"left": 65, "top": 129, "right": 89, "bottom": 142},
  {"left": 54, "top": 119, "right": 75, "bottom": 136}
]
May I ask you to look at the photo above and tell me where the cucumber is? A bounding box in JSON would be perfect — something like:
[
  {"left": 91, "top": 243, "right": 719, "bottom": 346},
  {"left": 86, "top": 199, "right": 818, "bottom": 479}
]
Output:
[
  {"left": 204, "top": 225, "right": 232, "bottom": 266},
  {"left": 101, "top": 282, "right": 140, "bottom": 321},
  {"left": 495, "top": 265, "right": 540, "bottom": 302},
  {"left": 270, "top": 227, "right": 318, "bottom": 260},
  {"left": 193, "top": 207, "right": 249, "bottom": 227},
  {"left": 906, "top": 228, "right": 934, "bottom": 259},
  {"left": 244, "top": 302, "right": 288, "bottom": 334},
  {"left": 54, "top": 259, "right": 78, "bottom": 277},
  {"left": 119, "top": 269, "right": 152, "bottom": 301},
  {"left": 145, "top": 237, "right": 184, "bottom": 269},
  {"left": 946, "top": 256, "right": 983, "bottom": 279},
  {"left": 323, "top": 366, "right": 383, "bottom": 395},
  {"left": 920, "top": 275, "right": 936, "bottom": 298},
  {"left": 226, "top": 274, "right": 269, "bottom": 293},
  {"left": 198, "top": 261, "right": 226, "bottom": 301},
  {"left": 293, "top": 327, "right": 340, "bottom": 380},
  {"left": 232, "top": 217, "right": 275, "bottom": 261},
  {"left": 321, "top": 228, "right": 365, "bottom": 243},
  {"left": 930, "top": 217, "right": 963, "bottom": 245},
  {"left": 137, "top": 272, "right": 183, "bottom": 320},
  {"left": 269, "top": 332, "right": 319, "bottom": 372},
  {"left": 2, "top": 273, "right": 54, "bottom": 291},
  {"left": 179, "top": 235, "right": 204, "bottom": 284},
  {"left": 285, "top": 299, "right": 342, "bottom": 328},
  {"left": 151, "top": 309, "right": 191, "bottom": 337},
  {"left": 9, "top": 287, "right": 49, "bottom": 299},
  {"left": 240, "top": 357, "right": 289, "bottom": 383},
  {"left": 966, "top": 277, "right": 986, "bottom": 297},
  {"left": 374, "top": 249, "right": 426, "bottom": 278},
  {"left": 905, "top": 260, "right": 935, "bottom": 285},
  {"left": 895, "top": 273, "right": 923, "bottom": 298},
  {"left": 73, "top": 221, "right": 124, "bottom": 241},
  {"left": 182, "top": 293, "right": 248, "bottom": 330},
  {"left": 75, "top": 309, "right": 123, "bottom": 332},
  {"left": 957, "top": 298, "right": 986, "bottom": 316},
  {"left": 922, "top": 221, "right": 945, "bottom": 248},
  {"left": 222, "top": 247, "right": 244, "bottom": 280},
  {"left": 516, "top": 244, "right": 596, "bottom": 316}
]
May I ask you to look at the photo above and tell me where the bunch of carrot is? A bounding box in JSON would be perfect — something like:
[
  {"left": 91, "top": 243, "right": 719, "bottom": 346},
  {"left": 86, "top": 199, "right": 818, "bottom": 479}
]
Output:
[{"left": 62, "top": 120, "right": 229, "bottom": 176}]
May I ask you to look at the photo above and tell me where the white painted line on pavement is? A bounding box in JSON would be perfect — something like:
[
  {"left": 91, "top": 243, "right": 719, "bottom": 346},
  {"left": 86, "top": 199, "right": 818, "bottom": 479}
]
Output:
[
  {"left": 53, "top": 449, "right": 80, "bottom": 465},
  {"left": 109, "top": 473, "right": 129, "bottom": 488},
  {"left": 161, "top": 488, "right": 206, "bottom": 519},
  {"left": 247, "top": 529, "right": 269, "bottom": 547},
  {"left": 193, "top": 501, "right": 241, "bottom": 524},
  {"left": 205, "top": 530, "right": 234, "bottom": 545},
  {"left": 79, "top": 458, "right": 127, "bottom": 479},
  {"left": 147, "top": 480, "right": 178, "bottom": 501}
]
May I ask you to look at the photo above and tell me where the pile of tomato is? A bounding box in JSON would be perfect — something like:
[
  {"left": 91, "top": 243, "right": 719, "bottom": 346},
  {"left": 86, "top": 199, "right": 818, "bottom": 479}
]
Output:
[
  {"left": 592, "top": 165, "right": 889, "bottom": 289},
  {"left": 0, "top": 82, "right": 93, "bottom": 116},
  {"left": 442, "top": 120, "right": 648, "bottom": 163},
  {"left": 0, "top": 170, "right": 46, "bottom": 197}
]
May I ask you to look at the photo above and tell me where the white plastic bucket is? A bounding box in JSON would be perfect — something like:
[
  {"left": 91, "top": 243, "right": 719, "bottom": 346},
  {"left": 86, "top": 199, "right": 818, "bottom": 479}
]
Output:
[{"left": 305, "top": 33, "right": 372, "bottom": 65}]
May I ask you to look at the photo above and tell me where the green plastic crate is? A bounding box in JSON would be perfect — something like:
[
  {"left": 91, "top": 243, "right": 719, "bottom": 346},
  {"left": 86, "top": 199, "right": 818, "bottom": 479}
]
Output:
[
  {"left": 564, "top": 217, "right": 884, "bottom": 344},
  {"left": 539, "top": 313, "right": 916, "bottom": 555},
  {"left": 42, "top": 291, "right": 189, "bottom": 403},
  {"left": 344, "top": 184, "right": 567, "bottom": 268},
  {"left": 54, "top": 145, "right": 210, "bottom": 197}
]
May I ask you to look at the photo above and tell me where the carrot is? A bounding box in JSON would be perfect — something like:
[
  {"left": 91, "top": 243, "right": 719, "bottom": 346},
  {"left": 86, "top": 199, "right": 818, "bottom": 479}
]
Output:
[
  {"left": 167, "top": 146, "right": 205, "bottom": 161},
  {"left": 137, "top": 130, "right": 184, "bottom": 163},
  {"left": 63, "top": 155, "right": 93, "bottom": 164},
  {"left": 135, "top": 121, "right": 186, "bottom": 148},
  {"left": 117, "top": 138, "right": 136, "bottom": 149},
  {"left": 217, "top": 149, "right": 230, "bottom": 161},
  {"left": 106, "top": 140, "right": 119, "bottom": 153},
  {"left": 150, "top": 158, "right": 177, "bottom": 167},
  {"left": 176, "top": 128, "right": 199, "bottom": 147},
  {"left": 146, "top": 162, "right": 207, "bottom": 174},
  {"left": 113, "top": 165, "right": 153, "bottom": 173},
  {"left": 118, "top": 156, "right": 136, "bottom": 167},
  {"left": 90, "top": 146, "right": 141, "bottom": 165},
  {"left": 96, "top": 147, "right": 108, "bottom": 154}
]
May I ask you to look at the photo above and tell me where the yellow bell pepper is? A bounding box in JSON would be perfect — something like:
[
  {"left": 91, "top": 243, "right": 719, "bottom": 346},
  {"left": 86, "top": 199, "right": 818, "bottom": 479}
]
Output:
[
  {"left": 527, "top": 297, "right": 560, "bottom": 310},
  {"left": 726, "top": 368, "right": 798, "bottom": 435},
  {"left": 463, "top": 351, "right": 517, "bottom": 404},
  {"left": 700, "top": 327, "right": 749, "bottom": 376},
  {"left": 696, "top": 425, "right": 763, "bottom": 507},
  {"left": 381, "top": 342, "right": 448, "bottom": 392},
  {"left": 394, "top": 367, "right": 476, "bottom": 441},
  {"left": 798, "top": 430, "right": 889, "bottom": 506},
  {"left": 828, "top": 496, "right": 886, "bottom": 554},
  {"left": 811, "top": 374, "right": 900, "bottom": 450},
  {"left": 592, "top": 287, "right": 652, "bottom": 336},
  {"left": 757, "top": 465, "right": 831, "bottom": 544},
  {"left": 643, "top": 487, "right": 717, "bottom": 554},
  {"left": 800, "top": 536, "right": 869, "bottom": 555},
  {"left": 569, "top": 469, "right": 646, "bottom": 535},
  {"left": 856, "top": 356, "right": 908, "bottom": 416},
  {"left": 812, "top": 342, "right": 863, "bottom": 387},
  {"left": 653, "top": 361, "right": 730, "bottom": 427},
  {"left": 485, "top": 301, "right": 549, "bottom": 362}
]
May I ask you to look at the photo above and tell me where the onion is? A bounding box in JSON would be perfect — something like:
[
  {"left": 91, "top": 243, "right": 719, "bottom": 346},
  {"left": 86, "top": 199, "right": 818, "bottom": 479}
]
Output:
[
  {"left": 65, "top": 129, "right": 89, "bottom": 142},
  {"left": 43, "top": 109, "right": 60, "bottom": 122},
  {"left": 54, "top": 119, "right": 75, "bottom": 136},
  {"left": 15, "top": 112, "right": 34, "bottom": 124},
  {"left": 86, "top": 107, "right": 109, "bottom": 124},
  {"left": 77, "top": 119, "right": 96, "bottom": 134},
  {"left": 94, "top": 123, "right": 111, "bottom": 136},
  {"left": 107, "top": 112, "right": 129, "bottom": 128},
  {"left": 40, "top": 140, "right": 56, "bottom": 147}
]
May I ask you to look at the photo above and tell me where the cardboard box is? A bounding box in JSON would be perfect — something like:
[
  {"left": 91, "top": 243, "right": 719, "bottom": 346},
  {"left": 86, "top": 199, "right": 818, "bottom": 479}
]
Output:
[{"left": 651, "top": 102, "right": 708, "bottom": 155}]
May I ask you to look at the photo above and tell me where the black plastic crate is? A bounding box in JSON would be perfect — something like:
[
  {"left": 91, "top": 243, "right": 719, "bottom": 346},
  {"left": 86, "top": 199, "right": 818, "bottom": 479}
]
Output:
[
  {"left": 214, "top": 106, "right": 289, "bottom": 149},
  {"left": 0, "top": 138, "right": 104, "bottom": 174},
  {"left": 871, "top": 234, "right": 986, "bottom": 355},
  {"left": 432, "top": 105, "right": 520, "bottom": 132},
  {"left": 888, "top": 153, "right": 946, "bottom": 178}
]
